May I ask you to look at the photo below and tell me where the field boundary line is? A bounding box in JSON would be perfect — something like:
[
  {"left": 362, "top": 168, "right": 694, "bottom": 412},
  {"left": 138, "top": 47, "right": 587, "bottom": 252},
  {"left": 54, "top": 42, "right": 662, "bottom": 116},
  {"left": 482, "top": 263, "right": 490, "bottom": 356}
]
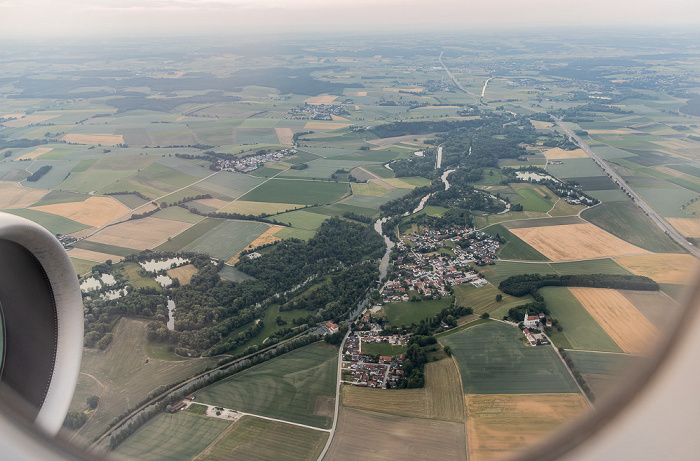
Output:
[
  {"left": 449, "top": 353, "right": 469, "bottom": 461},
  {"left": 70, "top": 372, "right": 108, "bottom": 443},
  {"left": 193, "top": 401, "right": 330, "bottom": 432},
  {"left": 547, "top": 336, "right": 594, "bottom": 408},
  {"left": 192, "top": 420, "right": 236, "bottom": 461},
  {"left": 568, "top": 349, "right": 643, "bottom": 357},
  {"left": 318, "top": 329, "right": 349, "bottom": 461}
]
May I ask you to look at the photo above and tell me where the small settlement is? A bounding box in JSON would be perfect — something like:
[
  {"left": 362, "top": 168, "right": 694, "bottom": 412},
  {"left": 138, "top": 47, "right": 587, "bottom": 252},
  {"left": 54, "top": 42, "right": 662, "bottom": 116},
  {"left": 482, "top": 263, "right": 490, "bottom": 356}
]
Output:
[
  {"left": 341, "top": 313, "right": 410, "bottom": 389},
  {"left": 381, "top": 226, "right": 498, "bottom": 303},
  {"left": 522, "top": 311, "right": 552, "bottom": 346},
  {"left": 214, "top": 148, "right": 296, "bottom": 173},
  {"left": 288, "top": 104, "right": 349, "bottom": 120}
]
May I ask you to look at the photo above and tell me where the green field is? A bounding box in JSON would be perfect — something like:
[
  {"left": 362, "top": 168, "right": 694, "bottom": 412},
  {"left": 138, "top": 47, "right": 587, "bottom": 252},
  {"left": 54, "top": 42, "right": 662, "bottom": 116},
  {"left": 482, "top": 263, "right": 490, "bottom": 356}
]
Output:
[
  {"left": 272, "top": 209, "right": 330, "bottom": 230},
  {"left": 195, "top": 342, "right": 338, "bottom": 428},
  {"left": 241, "top": 179, "right": 349, "bottom": 205},
  {"left": 453, "top": 283, "right": 530, "bottom": 319},
  {"left": 567, "top": 350, "right": 646, "bottom": 401},
  {"left": 111, "top": 193, "right": 150, "bottom": 209},
  {"left": 58, "top": 169, "right": 134, "bottom": 193},
  {"left": 3, "top": 208, "right": 89, "bottom": 235},
  {"left": 155, "top": 218, "right": 225, "bottom": 252},
  {"left": 635, "top": 185, "right": 698, "bottom": 219},
  {"left": 361, "top": 342, "right": 408, "bottom": 356},
  {"left": 30, "top": 190, "right": 89, "bottom": 206},
  {"left": 511, "top": 184, "right": 557, "bottom": 213},
  {"left": 121, "top": 262, "right": 161, "bottom": 290},
  {"left": 219, "top": 264, "right": 256, "bottom": 282},
  {"left": 274, "top": 226, "right": 317, "bottom": 240},
  {"left": 194, "top": 171, "right": 266, "bottom": 200},
  {"left": 181, "top": 220, "right": 271, "bottom": 261},
  {"left": 581, "top": 202, "right": 683, "bottom": 253},
  {"left": 199, "top": 416, "right": 328, "bottom": 461},
  {"left": 364, "top": 164, "right": 395, "bottom": 178},
  {"left": 71, "top": 257, "right": 97, "bottom": 275},
  {"left": 540, "top": 287, "right": 622, "bottom": 352},
  {"left": 548, "top": 259, "right": 632, "bottom": 276},
  {"left": 73, "top": 240, "right": 137, "bottom": 257},
  {"left": 152, "top": 206, "right": 205, "bottom": 224},
  {"left": 383, "top": 297, "right": 453, "bottom": 327},
  {"left": 440, "top": 321, "right": 580, "bottom": 394},
  {"left": 546, "top": 158, "right": 606, "bottom": 178},
  {"left": 114, "top": 412, "right": 230, "bottom": 461},
  {"left": 483, "top": 224, "right": 549, "bottom": 261}
]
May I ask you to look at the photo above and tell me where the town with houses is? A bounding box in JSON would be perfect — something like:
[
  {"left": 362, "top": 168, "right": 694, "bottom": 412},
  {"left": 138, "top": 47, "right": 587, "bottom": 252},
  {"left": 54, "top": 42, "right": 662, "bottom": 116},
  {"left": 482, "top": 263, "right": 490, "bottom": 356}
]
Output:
[
  {"left": 213, "top": 148, "right": 297, "bottom": 173},
  {"left": 287, "top": 103, "right": 350, "bottom": 119},
  {"left": 380, "top": 226, "right": 499, "bottom": 303},
  {"left": 341, "top": 313, "right": 411, "bottom": 389}
]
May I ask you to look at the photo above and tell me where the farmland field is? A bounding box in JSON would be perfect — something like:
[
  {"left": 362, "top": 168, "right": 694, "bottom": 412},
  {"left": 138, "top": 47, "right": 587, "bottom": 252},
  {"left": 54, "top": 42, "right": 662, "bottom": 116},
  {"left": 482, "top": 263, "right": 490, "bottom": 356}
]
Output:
[
  {"left": 566, "top": 351, "right": 647, "bottom": 401},
  {"left": 218, "top": 200, "right": 299, "bottom": 216},
  {"left": 240, "top": 179, "right": 349, "bottom": 205},
  {"left": 539, "top": 287, "right": 621, "bottom": 352},
  {"left": 613, "top": 254, "right": 697, "bottom": 285},
  {"left": 440, "top": 321, "right": 579, "bottom": 394},
  {"left": 509, "top": 223, "right": 649, "bottom": 261},
  {"left": 31, "top": 196, "right": 129, "bottom": 227},
  {"left": 180, "top": 220, "right": 270, "bottom": 261},
  {"left": 67, "top": 248, "right": 122, "bottom": 263},
  {"left": 195, "top": 342, "right": 338, "bottom": 428},
  {"left": 0, "top": 183, "right": 49, "bottom": 209},
  {"left": 114, "top": 412, "right": 230, "bottom": 461},
  {"left": 272, "top": 209, "right": 329, "bottom": 230},
  {"left": 569, "top": 287, "right": 659, "bottom": 355},
  {"left": 74, "top": 319, "right": 219, "bottom": 443},
  {"left": 453, "top": 283, "right": 530, "bottom": 318},
  {"left": 324, "top": 407, "right": 467, "bottom": 461},
  {"left": 166, "top": 264, "right": 198, "bottom": 285},
  {"left": 620, "top": 290, "right": 680, "bottom": 330},
  {"left": 548, "top": 259, "right": 632, "bottom": 276},
  {"left": 581, "top": 201, "right": 682, "bottom": 252},
  {"left": 86, "top": 217, "right": 192, "bottom": 250},
  {"left": 361, "top": 342, "right": 407, "bottom": 356},
  {"left": 152, "top": 206, "right": 205, "bottom": 224},
  {"left": 71, "top": 258, "right": 98, "bottom": 275},
  {"left": 73, "top": 240, "right": 137, "bottom": 258},
  {"left": 483, "top": 224, "right": 550, "bottom": 261},
  {"left": 198, "top": 416, "right": 328, "bottom": 461},
  {"left": 510, "top": 183, "right": 557, "bottom": 213},
  {"left": 154, "top": 218, "right": 224, "bottom": 252},
  {"left": 382, "top": 297, "right": 453, "bottom": 327},
  {"left": 3, "top": 208, "right": 90, "bottom": 235},
  {"left": 465, "top": 393, "right": 589, "bottom": 461},
  {"left": 341, "top": 358, "right": 464, "bottom": 422}
]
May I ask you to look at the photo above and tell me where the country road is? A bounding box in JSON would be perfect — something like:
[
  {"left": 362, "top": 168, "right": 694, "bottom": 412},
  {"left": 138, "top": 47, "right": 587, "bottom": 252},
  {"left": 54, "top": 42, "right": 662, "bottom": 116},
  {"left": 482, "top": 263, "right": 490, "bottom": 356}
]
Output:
[
  {"left": 439, "top": 51, "right": 479, "bottom": 104},
  {"left": 553, "top": 116, "right": 700, "bottom": 258}
]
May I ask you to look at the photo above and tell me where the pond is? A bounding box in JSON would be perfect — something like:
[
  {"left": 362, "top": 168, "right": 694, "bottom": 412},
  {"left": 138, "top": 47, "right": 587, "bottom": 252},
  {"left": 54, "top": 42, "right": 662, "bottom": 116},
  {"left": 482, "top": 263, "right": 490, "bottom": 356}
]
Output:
[
  {"left": 140, "top": 257, "right": 189, "bottom": 272},
  {"left": 80, "top": 277, "right": 101, "bottom": 293}
]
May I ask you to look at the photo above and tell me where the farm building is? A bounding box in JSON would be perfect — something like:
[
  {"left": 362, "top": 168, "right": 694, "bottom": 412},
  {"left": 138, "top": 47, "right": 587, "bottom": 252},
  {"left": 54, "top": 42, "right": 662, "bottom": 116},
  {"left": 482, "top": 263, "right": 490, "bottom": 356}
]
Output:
[{"left": 523, "top": 311, "right": 540, "bottom": 328}]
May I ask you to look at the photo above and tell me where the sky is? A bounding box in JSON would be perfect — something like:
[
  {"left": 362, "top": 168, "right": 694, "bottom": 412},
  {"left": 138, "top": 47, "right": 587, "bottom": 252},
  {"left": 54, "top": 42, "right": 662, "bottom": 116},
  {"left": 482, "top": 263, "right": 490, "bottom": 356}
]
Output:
[{"left": 1, "top": 0, "right": 700, "bottom": 38}]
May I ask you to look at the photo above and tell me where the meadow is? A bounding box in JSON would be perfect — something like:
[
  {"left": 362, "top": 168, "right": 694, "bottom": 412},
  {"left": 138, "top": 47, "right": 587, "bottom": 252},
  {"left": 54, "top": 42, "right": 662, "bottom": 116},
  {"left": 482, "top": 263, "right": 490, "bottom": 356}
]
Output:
[
  {"left": 240, "top": 179, "right": 349, "bottom": 205},
  {"left": 382, "top": 297, "right": 453, "bottom": 327},
  {"left": 180, "top": 220, "right": 271, "bottom": 261}
]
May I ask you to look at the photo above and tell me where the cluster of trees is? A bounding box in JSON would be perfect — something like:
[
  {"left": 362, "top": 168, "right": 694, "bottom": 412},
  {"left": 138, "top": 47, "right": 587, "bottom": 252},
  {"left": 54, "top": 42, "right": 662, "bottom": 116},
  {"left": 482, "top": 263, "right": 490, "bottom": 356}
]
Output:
[
  {"left": 290, "top": 163, "right": 308, "bottom": 170},
  {"left": 105, "top": 191, "right": 150, "bottom": 201},
  {"left": 342, "top": 211, "right": 372, "bottom": 223},
  {"left": 499, "top": 273, "right": 659, "bottom": 297},
  {"left": 560, "top": 349, "right": 594, "bottom": 401},
  {"left": 26, "top": 165, "right": 52, "bottom": 181},
  {"left": 551, "top": 103, "right": 633, "bottom": 120},
  {"left": 370, "top": 118, "right": 488, "bottom": 139}
]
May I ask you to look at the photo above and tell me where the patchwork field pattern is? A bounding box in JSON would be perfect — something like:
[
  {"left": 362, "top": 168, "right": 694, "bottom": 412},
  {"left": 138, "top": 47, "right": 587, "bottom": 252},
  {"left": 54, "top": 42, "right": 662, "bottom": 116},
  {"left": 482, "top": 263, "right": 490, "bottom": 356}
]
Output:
[
  {"left": 31, "top": 196, "right": 129, "bottom": 227},
  {"left": 61, "top": 133, "right": 125, "bottom": 145},
  {"left": 465, "top": 393, "right": 589, "bottom": 461},
  {"left": 569, "top": 287, "right": 659, "bottom": 355},
  {"left": 613, "top": 254, "right": 698, "bottom": 284},
  {"left": 180, "top": 220, "right": 270, "bottom": 261},
  {"left": 166, "top": 264, "right": 198, "bottom": 285},
  {"left": 86, "top": 217, "right": 192, "bottom": 250},
  {"left": 16, "top": 147, "right": 53, "bottom": 160},
  {"left": 509, "top": 223, "right": 650, "bottom": 261}
]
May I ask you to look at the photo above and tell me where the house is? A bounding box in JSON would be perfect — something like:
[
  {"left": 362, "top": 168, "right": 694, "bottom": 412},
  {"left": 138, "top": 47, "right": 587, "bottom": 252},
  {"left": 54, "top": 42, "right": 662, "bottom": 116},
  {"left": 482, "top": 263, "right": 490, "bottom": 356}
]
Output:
[
  {"left": 169, "top": 401, "right": 186, "bottom": 413},
  {"left": 523, "top": 311, "right": 540, "bottom": 328},
  {"left": 325, "top": 322, "right": 339, "bottom": 334}
]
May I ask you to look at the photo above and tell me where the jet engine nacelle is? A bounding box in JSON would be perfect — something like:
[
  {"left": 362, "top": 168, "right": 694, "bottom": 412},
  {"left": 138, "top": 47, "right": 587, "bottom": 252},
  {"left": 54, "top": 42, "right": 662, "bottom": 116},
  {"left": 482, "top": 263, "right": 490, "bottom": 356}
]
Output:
[{"left": 0, "top": 212, "right": 83, "bottom": 435}]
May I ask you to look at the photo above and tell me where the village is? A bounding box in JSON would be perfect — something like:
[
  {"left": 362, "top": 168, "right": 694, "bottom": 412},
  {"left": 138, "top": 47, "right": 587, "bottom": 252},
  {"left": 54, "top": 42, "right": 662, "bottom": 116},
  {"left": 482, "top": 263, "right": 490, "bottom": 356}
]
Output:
[
  {"left": 213, "top": 148, "right": 297, "bottom": 173},
  {"left": 287, "top": 103, "right": 349, "bottom": 120},
  {"left": 380, "top": 226, "right": 498, "bottom": 303},
  {"left": 341, "top": 313, "right": 410, "bottom": 389}
]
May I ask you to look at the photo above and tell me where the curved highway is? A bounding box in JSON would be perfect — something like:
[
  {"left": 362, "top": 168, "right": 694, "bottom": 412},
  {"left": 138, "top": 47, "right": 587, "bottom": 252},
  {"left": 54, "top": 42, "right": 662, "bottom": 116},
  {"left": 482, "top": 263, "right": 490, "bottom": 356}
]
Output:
[{"left": 553, "top": 116, "right": 700, "bottom": 257}]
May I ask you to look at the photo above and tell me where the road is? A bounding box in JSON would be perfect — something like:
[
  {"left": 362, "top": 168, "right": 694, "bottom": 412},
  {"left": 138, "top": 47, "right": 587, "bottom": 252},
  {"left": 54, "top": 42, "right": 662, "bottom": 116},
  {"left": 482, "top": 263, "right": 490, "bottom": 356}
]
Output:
[
  {"left": 317, "top": 329, "right": 350, "bottom": 461},
  {"left": 552, "top": 116, "right": 700, "bottom": 258},
  {"left": 439, "top": 51, "right": 479, "bottom": 104}
]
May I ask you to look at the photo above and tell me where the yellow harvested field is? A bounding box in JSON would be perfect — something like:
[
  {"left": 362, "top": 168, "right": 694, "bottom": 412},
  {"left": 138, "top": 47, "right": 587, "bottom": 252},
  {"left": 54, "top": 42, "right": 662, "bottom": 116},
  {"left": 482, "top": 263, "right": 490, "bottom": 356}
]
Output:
[
  {"left": 2, "top": 113, "right": 59, "bottom": 127},
  {"left": 304, "top": 121, "right": 351, "bottom": 130},
  {"left": 218, "top": 200, "right": 298, "bottom": 215},
  {"left": 275, "top": 127, "right": 294, "bottom": 145},
  {"left": 193, "top": 198, "right": 229, "bottom": 211},
  {"left": 16, "top": 147, "right": 53, "bottom": 160},
  {"left": 352, "top": 182, "right": 390, "bottom": 197},
  {"left": 569, "top": 287, "right": 659, "bottom": 355},
  {"left": 331, "top": 115, "right": 350, "bottom": 121},
  {"left": 166, "top": 264, "right": 198, "bottom": 285},
  {"left": 542, "top": 148, "right": 589, "bottom": 159},
  {"left": 67, "top": 248, "right": 123, "bottom": 263},
  {"left": 465, "top": 393, "right": 589, "bottom": 461},
  {"left": 0, "top": 183, "right": 50, "bottom": 209},
  {"left": 613, "top": 254, "right": 698, "bottom": 285},
  {"left": 304, "top": 95, "right": 338, "bottom": 105},
  {"left": 349, "top": 91, "right": 367, "bottom": 97},
  {"left": 667, "top": 217, "right": 700, "bottom": 238},
  {"left": 61, "top": 133, "right": 125, "bottom": 146},
  {"left": 531, "top": 120, "right": 554, "bottom": 130},
  {"left": 86, "top": 217, "right": 192, "bottom": 250},
  {"left": 342, "top": 359, "right": 464, "bottom": 422},
  {"left": 32, "top": 196, "right": 130, "bottom": 227},
  {"left": 510, "top": 223, "right": 649, "bottom": 261}
]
